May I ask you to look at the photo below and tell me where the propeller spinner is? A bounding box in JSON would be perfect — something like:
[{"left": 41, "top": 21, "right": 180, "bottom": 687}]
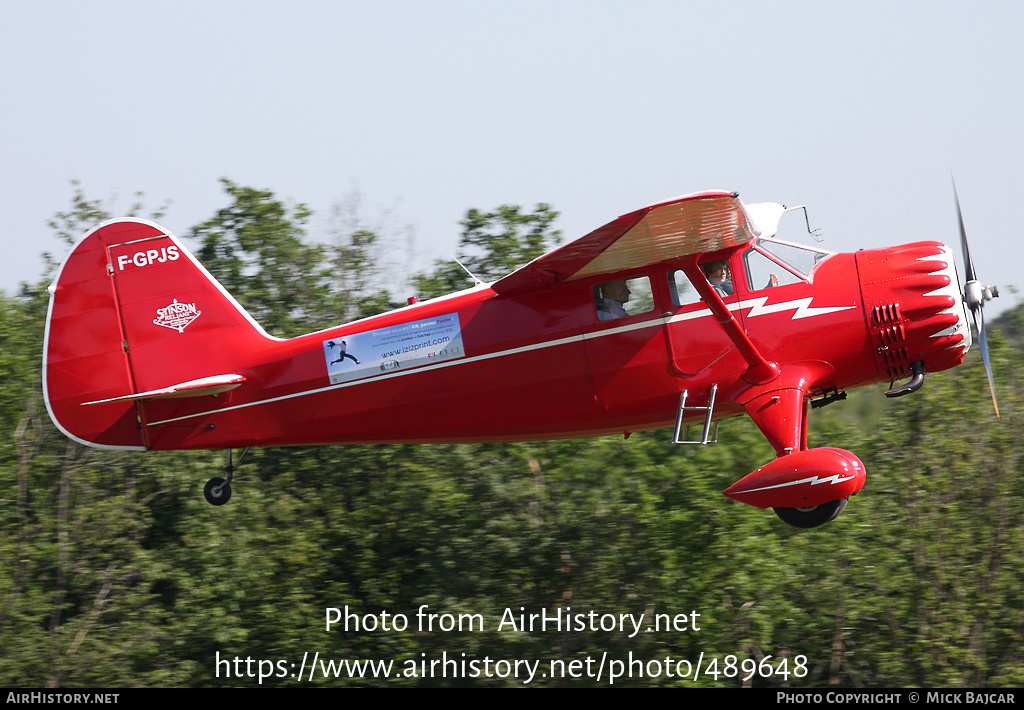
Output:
[{"left": 954, "top": 182, "right": 1000, "bottom": 418}]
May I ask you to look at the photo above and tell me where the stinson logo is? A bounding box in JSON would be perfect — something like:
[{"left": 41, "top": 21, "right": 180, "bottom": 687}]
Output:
[{"left": 154, "top": 299, "right": 201, "bottom": 333}]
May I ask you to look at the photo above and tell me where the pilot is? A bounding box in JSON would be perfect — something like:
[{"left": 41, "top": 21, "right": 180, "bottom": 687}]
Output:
[
  {"left": 595, "top": 279, "right": 630, "bottom": 320},
  {"left": 702, "top": 260, "right": 733, "bottom": 297}
]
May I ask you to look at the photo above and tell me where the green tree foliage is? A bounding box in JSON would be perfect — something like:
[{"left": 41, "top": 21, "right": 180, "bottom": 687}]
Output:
[
  {"left": 413, "top": 204, "right": 561, "bottom": 299},
  {"left": 323, "top": 191, "right": 410, "bottom": 322},
  {"left": 43, "top": 181, "right": 169, "bottom": 277},
  {"left": 3, "top": 184, "right": 1023, "bottom": 687},
  {"left": 192, "top": 180, "right": 406, "bottom": 335},
  {"left": 192, "top": 180, "right": 333, "bottom": 338}
]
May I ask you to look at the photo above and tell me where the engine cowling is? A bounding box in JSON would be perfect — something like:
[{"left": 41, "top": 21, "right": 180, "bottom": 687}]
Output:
[{"left": 856, "top": 242, "right": 971, "bottom": 383}]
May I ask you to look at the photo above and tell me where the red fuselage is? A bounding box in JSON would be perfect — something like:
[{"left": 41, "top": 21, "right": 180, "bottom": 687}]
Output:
[
  {"left": 125, "top": 242, "right": 964, "bottom": 451},
  {"left": 43, "top": 204, "right": 974, "bottom": 522}
]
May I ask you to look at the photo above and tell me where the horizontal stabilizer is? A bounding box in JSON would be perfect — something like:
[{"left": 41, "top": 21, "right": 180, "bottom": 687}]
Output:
[{"left": 83, "top": 374, "right": 246, "bottom": 406}]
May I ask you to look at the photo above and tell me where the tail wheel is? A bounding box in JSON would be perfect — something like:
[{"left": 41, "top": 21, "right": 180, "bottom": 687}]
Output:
[
  {"left": 773, "top": 498, "right": 848, "bottom": 528},
  {"left": 204, "top": 477, "right": 232, "bottom": 506}
]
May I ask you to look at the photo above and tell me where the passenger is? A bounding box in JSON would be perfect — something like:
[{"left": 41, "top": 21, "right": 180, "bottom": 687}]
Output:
[
  {"left": 702, "top": 260, "right": 733, "bottom": 297},
  {"left": 595, "top": 279, "right": 631, "bottom": 320}
]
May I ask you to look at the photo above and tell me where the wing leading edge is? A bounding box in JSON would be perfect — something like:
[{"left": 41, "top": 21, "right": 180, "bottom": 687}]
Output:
[{"left": 492, "top": 191, "right": 764, "bottom": 295}]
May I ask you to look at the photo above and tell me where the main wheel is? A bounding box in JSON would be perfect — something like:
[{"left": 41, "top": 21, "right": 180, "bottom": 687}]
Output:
[
  {"left": 773, "top": 498, "right": 848, "bottom": 528},
  {"left": 203, "top": 477, "right": 232, "bottom": 506}
]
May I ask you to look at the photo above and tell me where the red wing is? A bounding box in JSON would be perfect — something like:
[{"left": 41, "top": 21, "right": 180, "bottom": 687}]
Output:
[{"left": 491, "top": 191, "right": 758, "bottom": 295}]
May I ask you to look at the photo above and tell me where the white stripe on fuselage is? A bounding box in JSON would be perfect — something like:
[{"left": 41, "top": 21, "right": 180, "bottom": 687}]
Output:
[{"left": 147, "top": 295, "right": 853, "bottom": 426}]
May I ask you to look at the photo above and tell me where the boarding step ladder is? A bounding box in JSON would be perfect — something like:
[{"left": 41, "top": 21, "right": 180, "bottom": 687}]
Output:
[{"left": 672, "top": 384, "right": 719, "bottom": 445}]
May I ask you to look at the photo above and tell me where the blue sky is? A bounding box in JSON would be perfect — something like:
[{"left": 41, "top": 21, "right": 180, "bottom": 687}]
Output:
[{"left": 3, "top": 1, "right": 1020, "bottom": 317}]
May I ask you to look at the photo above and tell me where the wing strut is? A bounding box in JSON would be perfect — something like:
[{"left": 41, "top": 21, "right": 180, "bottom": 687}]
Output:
[{"left": 681, "top": 261, "right": 780, "bottom": 385}]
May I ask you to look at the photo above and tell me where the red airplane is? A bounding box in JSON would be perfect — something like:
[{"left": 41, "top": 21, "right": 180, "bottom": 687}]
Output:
[{"left": 42, "top": 190, "right": 998, "bottom": 527}]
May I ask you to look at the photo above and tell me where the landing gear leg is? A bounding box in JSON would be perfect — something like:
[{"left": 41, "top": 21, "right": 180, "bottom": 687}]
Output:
[{"left": 203, "top": 447, "right": 249, "bottom": 506}]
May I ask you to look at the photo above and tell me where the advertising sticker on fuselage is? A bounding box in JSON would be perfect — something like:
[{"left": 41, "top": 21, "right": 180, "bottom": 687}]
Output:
[{"left": 322, "top": 313, "right": 465, "bottom": 384}]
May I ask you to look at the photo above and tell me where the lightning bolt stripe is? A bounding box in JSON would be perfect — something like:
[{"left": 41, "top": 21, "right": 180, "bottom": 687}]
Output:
[
  {"left": 737, "top": 296, "right": 855, "bottom": 320},
  {"left": 667, "top": 296, "right": 855, "bottom": 325},
  {"left": 730, "top": 473, "right": 857, "bottom": 496}
]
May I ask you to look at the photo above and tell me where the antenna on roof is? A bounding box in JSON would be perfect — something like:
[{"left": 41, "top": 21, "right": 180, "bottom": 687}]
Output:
[{"left": 431, "top": 235, "right": 484, "bottom": 286}]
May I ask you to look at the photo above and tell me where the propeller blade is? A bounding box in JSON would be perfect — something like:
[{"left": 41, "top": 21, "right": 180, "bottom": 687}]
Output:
[
  {"left": 971, "top": 305, "right": 1000, "bottom": 419},
  {"left": 953, "top": 180, "right": 977, "bottom": 283},
  {"left": 954, "top": 180, "right": 999, "bottom": 418}
]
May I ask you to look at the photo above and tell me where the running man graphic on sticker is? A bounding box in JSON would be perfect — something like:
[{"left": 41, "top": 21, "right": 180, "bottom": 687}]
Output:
[{"left": 327, "top": 340, "right": 360, "bottom": 365}]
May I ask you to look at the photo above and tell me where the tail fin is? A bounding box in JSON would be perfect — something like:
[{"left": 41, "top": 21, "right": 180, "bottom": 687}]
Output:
[{"left": 44, "top": 218, "right": 275, "bottom": 449}]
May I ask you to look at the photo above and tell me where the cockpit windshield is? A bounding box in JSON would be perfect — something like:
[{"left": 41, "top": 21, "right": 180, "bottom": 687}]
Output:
[
  {"left": 672, "top": 210, "right": 837, "bottom": 303},
  {"left": 742, "top": 205, "right": 834, "bottom": 288},
  {"left": 743, "top": 237, "right": 834, "bottom": 291},
  {"left": 752, "top": 238, "right": 833, "bottom": 280}
]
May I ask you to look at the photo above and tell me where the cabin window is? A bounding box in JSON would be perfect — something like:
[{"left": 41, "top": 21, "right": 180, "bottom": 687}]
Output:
[
  {"left": 743, "top": 248, "right": 804, "bottom": 290},
  {"left": 593, "top": 276, "right": 653, "bottom": 321},
  {"left": 669, "top": 260, "right": 737, "bottom": 306},
  {"left": 670, "top": 269, "right": 707, "bottom": 306}
]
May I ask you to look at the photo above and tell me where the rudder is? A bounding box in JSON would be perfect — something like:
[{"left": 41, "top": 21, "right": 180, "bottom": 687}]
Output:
[{"left": 44, "top": 218, "right": 274, "bottom": 449}]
